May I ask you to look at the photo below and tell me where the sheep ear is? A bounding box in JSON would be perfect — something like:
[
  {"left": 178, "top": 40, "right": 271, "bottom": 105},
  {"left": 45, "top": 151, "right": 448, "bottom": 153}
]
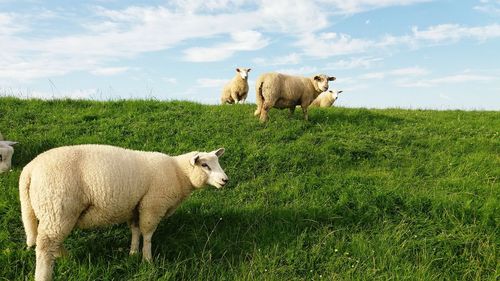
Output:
[
  {"left": 313, "top": 75, "right": 321, "bottom": 81},
  {"left": 214, "top": 148, "right": 225, "bottom": 157},
  {"left": 328, "top": 76, "right": 336, "bottom": 81},
  {"left": 190, "top": 154, "right": 200, "bottom": 166},
  {"left": 248, "top": 68, "right": 251, "bottom": 72},
  {"left": 0, "top": 141, "right": 17, "bottom": 146},
  {"left": 236, "top": 68, "right": 240, "bottom": 72}
]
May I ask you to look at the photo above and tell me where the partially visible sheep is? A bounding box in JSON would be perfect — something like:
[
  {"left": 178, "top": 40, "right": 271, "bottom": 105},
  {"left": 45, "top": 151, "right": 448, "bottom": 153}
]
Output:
[
  {"left": 309, "top": 90, "right": 343, "bottom": 108},
  {"left": 0, "top": 139, "right": 18, "bottom": 173},
  {"left": 221, "top": 68, "right": 251, "bottom": 104},
  {"left": 254, "top": 72, "right": 336, "bottom": 122},
  {"left": 19, "top": 144, "right": 229, "bottom": 281}
]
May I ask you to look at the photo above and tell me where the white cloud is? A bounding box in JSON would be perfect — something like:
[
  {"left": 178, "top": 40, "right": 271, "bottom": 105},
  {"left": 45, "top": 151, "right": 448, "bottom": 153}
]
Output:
[
  {"left": 360, "top": 72, "right": 386, "bottom": 79},
  {"left": 295, "top": 23, "right": 500, "bottom": 59},
  {"left": 0, "top": 6, "right": 259, "bottom": 80},
  {"left": 411, "top": 23, "right": 500, "bottom": 43},
  {"left": 325, "top": 57, "right": 383, "bottom": 70},
  {"left": 253, "top": 53, "right": 301, "bottom": 66},
  {"left": 2, "top": 1, "right": 498, "bottom": 83},
  {"left": 296, "top": 32, "right": 374, "bottom": 58},
  {"left": 162, "top": 77, "right": 178, "bottom": 84},
  {"left": 474, "top": 0, "right": 500, "bottom": 15},
  {"left": 396, "top": 73, "right": 497, "bottom": 88},
  {"left": 196, "top": 78, "right": 228, "bottom": 88},
  {"left": 183, "top": 30, "right": 268, "bottom": 62},
  {"left": 275, "top": 66, "right": 319, "bottom": 76},
  {"left": 322, "top": 0, "right": 433, "bottom": 14},
  {"left": 90, "top": 67, "right": 129, "bottom": 76},
  {"left": 258, "top": 0, "right": 328, "bottom": 33},
  {"left": 360, "top": 66, "right": 429, "bottom": 80},
  {"left": 389, "top": 67, "right": 430, "bottom": 76}
]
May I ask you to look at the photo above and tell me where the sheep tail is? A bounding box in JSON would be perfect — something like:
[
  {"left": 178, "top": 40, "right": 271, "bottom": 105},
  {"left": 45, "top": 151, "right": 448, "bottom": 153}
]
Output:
[
  {"left": 19, "top": 166, "right": 38, "bottom": 248},
  {"left": 256, "top": 81, "right": 264, "bottom": 106}
]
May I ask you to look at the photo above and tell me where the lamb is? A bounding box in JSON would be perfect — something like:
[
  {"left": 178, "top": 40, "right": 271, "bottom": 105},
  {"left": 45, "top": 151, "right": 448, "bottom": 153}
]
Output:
[
  {"left": 0, "top": 138, "right": 18, "bottom": 173},
  {"left": 19, "top": 144, "right": 229, "bottom": 281},
  {"left": 254, "top": 72, "right": 336, "bottom": 122},
  {"left": 221, "top": 68, "right": 251, "bottom": 104},
  {"left": 309, "top": 90, "right": 344, "bottom": 108}
]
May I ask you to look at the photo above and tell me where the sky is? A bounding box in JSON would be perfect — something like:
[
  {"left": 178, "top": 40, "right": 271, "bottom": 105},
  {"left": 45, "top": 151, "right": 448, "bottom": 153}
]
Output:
[{"left": 1, "top": 0, "right": 500, "bottom": 110}]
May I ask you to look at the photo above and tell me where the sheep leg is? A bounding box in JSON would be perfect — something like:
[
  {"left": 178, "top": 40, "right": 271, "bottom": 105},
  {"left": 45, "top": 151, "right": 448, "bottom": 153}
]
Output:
[
  {"left": 138, "top": 210, "right": 163, "bottom": 262},
  {"left": 22, "top": 202, "right": 38, "bottom": 249},
  {"left": 301, "top": 106, "right": 309, "bottom": 121},
  {"left": 260, "top": 102, "right": 272, "bottom": 123},
  {"left": 35, "top": 234, "right": 57, "bottom": 281},
  {"left": 128, "top": 220, "right": 141, "bottom": 255},
  {"left": 231, "top": 92, "right": 239, "bottom": 104},
  {"left": 288, "top": 107, "right": 296, "bottom": 117},
  {"left": 254, "top": 106, "right": 262, "bottom": 116},
  {"left": 35, "top": 213, "right": 78, "bottom": 281}
]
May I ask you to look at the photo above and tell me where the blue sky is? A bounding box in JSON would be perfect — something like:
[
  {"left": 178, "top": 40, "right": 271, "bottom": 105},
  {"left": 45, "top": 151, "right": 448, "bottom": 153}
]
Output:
[{"left": 1, "top": 0, "right": 499, "bottom": 110}]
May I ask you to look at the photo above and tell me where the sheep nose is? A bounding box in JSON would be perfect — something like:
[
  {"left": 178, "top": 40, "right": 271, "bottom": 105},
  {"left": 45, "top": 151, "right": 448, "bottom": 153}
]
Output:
[{"left": 222, "top": 178, "right": 229, "bottom": 184}]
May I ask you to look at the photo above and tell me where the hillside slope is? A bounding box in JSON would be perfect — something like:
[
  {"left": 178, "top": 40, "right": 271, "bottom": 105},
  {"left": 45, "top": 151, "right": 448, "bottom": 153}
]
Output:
[{"left": 0, "top": 98, "right": 498, "bottom": 280}]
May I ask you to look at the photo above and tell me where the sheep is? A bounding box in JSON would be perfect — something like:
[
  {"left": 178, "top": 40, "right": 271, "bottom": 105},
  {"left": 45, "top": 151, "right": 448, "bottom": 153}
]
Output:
[
  {"left": 19, "top": 144, "right": 229, "bottom": 281},
  {"left": 0, "top": 139, "right": 18, "bottom": 173},
  {"left": 221, "top": 68, "right": 251, "bottom": 104},
  {"left": 309, "top": 90, "right": 344, "bottom": 108},
  {"left": 254, "top": 72, "right": 336, "bottom": 122}
]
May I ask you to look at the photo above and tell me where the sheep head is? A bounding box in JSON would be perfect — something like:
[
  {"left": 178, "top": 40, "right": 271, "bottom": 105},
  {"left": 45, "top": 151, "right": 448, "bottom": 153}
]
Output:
[
  {"left": 313, "top": 74, "right": 336, "bottom": 93},
  {"left": 0, "top": 141, "right": 17, "bottom": 173},
  {"left": 189, "top": 148, "right": 229, "bottom": 189},
  {"left": 236, "top": 68, "right": 251, "bottom": 80}
]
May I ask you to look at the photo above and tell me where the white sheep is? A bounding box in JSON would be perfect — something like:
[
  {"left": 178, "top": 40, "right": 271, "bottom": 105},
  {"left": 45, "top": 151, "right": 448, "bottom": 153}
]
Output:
[
  {"left": 309, "top": 90, "right": 344, "bottom": 108},
  {"left": 19, "top": 144, "right": 229, "bottom": 281},
  {"left": 221, "top": 68, "right": 251, "bottom": 104},
  {"left": 0, "top": 139, "right": 18, "bottom": 173},
  {"left": 254, "top": 72, "right": 336, "bottom": 122}
]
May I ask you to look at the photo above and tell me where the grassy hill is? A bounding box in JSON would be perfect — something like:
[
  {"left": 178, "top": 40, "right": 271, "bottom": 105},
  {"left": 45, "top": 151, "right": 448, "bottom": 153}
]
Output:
[{"left": 0, "top": 97, "right": 498, "bottom": 280}]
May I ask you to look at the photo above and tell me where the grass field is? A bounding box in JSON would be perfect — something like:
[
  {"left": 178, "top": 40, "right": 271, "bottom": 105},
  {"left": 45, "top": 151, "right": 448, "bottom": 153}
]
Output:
[{"left": 0, "top": 97, "right": 498, "bottom": 280}]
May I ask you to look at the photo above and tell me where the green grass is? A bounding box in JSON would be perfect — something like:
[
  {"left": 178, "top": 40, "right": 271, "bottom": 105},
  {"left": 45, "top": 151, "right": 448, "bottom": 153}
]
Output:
[{"left": 0, "top": 97, "right": 498, "bottom": 280}]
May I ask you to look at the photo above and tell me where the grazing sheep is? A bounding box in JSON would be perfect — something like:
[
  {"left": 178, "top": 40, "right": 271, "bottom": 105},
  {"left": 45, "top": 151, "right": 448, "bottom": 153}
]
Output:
[
  {"left": 309, "top": 90, "right": 344, "bottom": 108},
  {"left": 254, "top": 72, "right": 336, "bottom": 122},
  {"left": 0, "top": 140, "right": 18, "bottom": 173},
  {"left": 19, "top": 144, "right": 229, "bottom": 281},
  {"left": 221, "top": 68, "right": 251, "bottom": 104}
]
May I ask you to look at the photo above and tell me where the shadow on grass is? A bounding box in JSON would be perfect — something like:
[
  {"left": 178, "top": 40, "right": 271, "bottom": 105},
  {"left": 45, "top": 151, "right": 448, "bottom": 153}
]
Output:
[
  {"left": 67, "top": 206, "right": 368, "bottom": 266},
  {"left": 309, "top": 108, "right": 405, "bottom": 125}
]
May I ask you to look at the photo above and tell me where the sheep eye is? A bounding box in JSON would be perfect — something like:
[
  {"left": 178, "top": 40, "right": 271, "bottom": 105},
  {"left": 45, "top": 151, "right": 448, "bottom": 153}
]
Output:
[{"left": 201, "top": 163, "right": 210, "bottom": 170}]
